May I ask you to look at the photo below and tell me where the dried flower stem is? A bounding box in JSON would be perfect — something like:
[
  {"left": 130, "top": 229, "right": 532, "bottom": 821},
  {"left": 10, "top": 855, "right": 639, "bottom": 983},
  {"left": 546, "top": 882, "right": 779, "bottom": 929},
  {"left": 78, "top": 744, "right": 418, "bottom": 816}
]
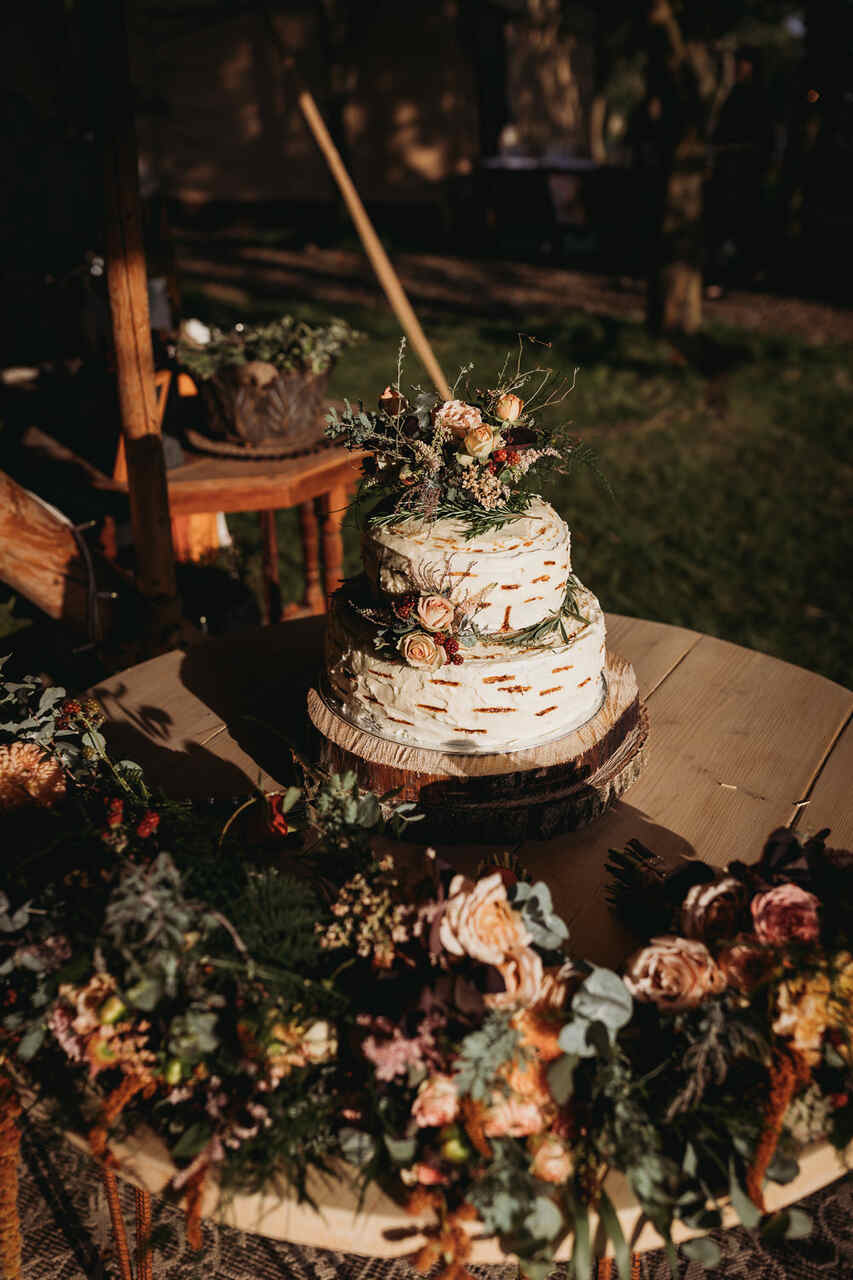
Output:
[
  {"left": 184, "top": 1165, "right": 207, "bottom": 1250},
  {"left": 746, "top": 1048, "right": 811, "bottom": 1210},
  {"left": 88, "top": 1072, "right": 151, "bottom": 1163},
  {"left": 101, "top": 1166, "right": 133, "bottom": 1280},
  {"left": 135, "top": 1186, "right": 153, "bottom": 1280},
  {"left": 0, "top": 1078, "right": 22, "bottom": 1280}
]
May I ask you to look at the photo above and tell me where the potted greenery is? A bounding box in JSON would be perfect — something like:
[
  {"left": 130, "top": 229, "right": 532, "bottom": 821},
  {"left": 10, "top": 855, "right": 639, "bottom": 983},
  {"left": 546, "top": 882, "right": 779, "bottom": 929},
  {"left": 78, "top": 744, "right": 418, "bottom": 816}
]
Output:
[{"left": 178, "top": 315, "right": 363, "bottom": 454}]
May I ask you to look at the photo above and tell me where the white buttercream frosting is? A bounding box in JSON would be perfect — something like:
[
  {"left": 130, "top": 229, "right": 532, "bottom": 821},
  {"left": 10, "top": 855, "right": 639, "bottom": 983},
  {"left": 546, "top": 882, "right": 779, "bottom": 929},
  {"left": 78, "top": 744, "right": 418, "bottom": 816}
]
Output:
[
  {"left": 362, "top": 497, "right": 571, "bottom": 635},
  {"left": 325, "top": 583, "right": 607, "bottom": 753}
]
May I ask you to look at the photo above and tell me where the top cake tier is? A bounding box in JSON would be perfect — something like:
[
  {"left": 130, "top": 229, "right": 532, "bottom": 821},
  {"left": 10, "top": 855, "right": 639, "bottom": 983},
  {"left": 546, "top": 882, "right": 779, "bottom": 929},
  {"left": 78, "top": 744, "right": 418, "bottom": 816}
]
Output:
[{"left": 362, "top": 497, "right": 571, "bottom": 634}]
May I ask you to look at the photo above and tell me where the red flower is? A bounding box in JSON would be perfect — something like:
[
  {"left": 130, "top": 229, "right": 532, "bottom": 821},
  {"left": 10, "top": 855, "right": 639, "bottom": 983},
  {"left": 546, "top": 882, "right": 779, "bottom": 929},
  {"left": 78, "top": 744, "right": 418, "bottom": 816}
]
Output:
[
  {"left": 136, "top": 811, "right": 160, "bottom": 838},
  {"left": 269, "top": 794, "right": 290, "bottom": 836},
  {"left": 106, "top": 798, "right": 124, "bottom": 828},
  {"left": 493, "top": 448, "right": 507, "bottom": 464}
]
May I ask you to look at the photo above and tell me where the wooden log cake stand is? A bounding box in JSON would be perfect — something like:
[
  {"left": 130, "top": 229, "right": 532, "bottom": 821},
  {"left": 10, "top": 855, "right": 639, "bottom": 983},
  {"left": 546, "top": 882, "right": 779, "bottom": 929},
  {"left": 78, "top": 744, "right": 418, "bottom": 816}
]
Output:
[{"left": 307, "top": 652, "right": 648, "bottom": 842}]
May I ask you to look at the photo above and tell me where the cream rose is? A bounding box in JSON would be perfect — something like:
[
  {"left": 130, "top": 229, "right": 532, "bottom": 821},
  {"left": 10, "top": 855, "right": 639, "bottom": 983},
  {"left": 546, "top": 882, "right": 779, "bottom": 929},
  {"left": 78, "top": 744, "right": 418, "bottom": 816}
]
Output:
[
  {"left": 416, "top": 594, "right": 454, "bottom": 632},
  {"left": 623, "top": 935, "right": 726, "bottom": 1011},
  {"left": 751, "top": 883, "right": 820, "bottom": 945},
  {"left": 439, "top": 872, "right": 530, "bottom": 966},
  {"left": 412, "top": 1073, "right": 459, "bottom": 1128},
  {"left": 485, "top": 946, "right": 544, "bottom": 1010},
  {"left": 434, "top": 399, "right": 483, "bottom": 439},
  {"left": 302, "top": 1020, "right": 338, "bottom": 1064},
  {"left": 529, "top": 1133, "right": 572, "bottom": 1184},
  {"left": 495, "top": 392, "right": 523, "bottom": 422},
  {"left": 398, "top": 631, "right": 446, "bottom": 671},
  {"left": 484, "top": 1092, "right": 546, "bottom": 1138},
  {"left": 681, "top": 876, "right": 748, "bottom": 943},
  {"left": 462, "top": 423, "right": 495, "bottom": 460}
]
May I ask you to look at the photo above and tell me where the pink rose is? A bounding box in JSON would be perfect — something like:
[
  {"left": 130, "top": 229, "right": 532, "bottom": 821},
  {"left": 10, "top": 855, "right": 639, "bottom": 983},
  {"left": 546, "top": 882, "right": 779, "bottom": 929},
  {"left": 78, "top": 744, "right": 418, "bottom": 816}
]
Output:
[
  {"left": 485, "top": 946, "right": 544, "bottom": 1010},
  {"left": 681, "top": 876, "right": 747, "bottom": 943},
  {"left": 412, "top": 1073, "right": 459, "bottom": 1128},
  {"left": 439, "top": 872, "right": 530, "bottom": 966},
  {"left": 484, "top": 1093, "right": 546, "bottom": 1138},
  {"left": 462, "top": 424, "right": 495, "bottom": 460},
  {"left": 434, "top": 399, "right": 483, "bottom": 439},
  {"left": 495, "top": 392, "right": 523, "bottom": 422},
  {"left": 416, "top": 594, "right": 455, "bottom": 633},
  {"left": 529, "top": 1133, "right": 572, "bottom": 1184},
  {"left": 751, "top": 883, "right": 820, "bottom": 945},
  {"left": 623, "top": 935, "right": 726, "bottom": 1011},
  {"left": 415, "top": 1162, "right": 448, "bottom": 1185},
  {"left": 398, "top": 631, "right": 446, "bottom": 671}
]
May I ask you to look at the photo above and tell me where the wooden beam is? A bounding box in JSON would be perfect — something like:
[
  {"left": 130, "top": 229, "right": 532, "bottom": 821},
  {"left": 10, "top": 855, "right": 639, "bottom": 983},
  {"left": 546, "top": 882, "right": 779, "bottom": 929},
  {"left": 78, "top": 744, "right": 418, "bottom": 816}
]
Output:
[{"left": 101, "top": 0, "right": 177, "bottom": 605}]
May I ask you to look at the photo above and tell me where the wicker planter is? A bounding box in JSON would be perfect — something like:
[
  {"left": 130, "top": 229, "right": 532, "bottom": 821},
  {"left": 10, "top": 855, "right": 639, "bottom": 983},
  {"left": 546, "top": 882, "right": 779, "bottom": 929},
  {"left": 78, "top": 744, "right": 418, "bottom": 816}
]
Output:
[{"left": 198, "top": 362, "right": 331, "bottom": 453}]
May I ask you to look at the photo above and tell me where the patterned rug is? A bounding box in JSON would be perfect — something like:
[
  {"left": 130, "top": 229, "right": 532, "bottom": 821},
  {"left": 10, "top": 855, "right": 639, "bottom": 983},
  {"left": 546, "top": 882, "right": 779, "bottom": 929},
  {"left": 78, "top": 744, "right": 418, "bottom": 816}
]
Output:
[{"left": 15, "top": 1116, "right": 853, "bottom": 1279}]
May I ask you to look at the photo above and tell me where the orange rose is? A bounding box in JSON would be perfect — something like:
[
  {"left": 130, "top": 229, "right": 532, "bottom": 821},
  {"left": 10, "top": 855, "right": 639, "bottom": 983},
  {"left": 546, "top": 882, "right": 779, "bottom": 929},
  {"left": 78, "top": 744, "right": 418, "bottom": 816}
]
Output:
[
  {"left": 495, "top": 392, "right": 523, "bottom": 422},
  {"left": 529, "top": 1133, "right": 572, "bottom": 1183},
  {"left": 439, "top": 872, "right": 530, "bottom": 966}
]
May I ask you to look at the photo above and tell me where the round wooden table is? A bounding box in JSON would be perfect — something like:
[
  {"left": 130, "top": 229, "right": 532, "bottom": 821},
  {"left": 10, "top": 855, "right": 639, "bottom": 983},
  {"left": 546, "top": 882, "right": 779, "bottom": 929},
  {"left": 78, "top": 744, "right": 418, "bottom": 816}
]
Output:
[{"left": 88, "top": 614, "right": 853, "bottom": 1262}]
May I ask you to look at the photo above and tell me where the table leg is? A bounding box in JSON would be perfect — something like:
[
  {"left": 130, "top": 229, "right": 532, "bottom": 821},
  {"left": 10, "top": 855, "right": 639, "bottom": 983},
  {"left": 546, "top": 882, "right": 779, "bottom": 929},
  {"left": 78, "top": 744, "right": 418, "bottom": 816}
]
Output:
[
  {"left": 259, "top": 510, "right": 282, "bottom": 624},
  {"left": 102, "top": 1166, "right": 133, "bottom": 1280},
  {"left": 319, "top": 484, "right": 348, "bottom": 598},
  {"left": 298, "top": 499, "right": 325, "bottom": 613},
  {"left": 135, "top": 1186, "right": 153, "bottom": 1280}
]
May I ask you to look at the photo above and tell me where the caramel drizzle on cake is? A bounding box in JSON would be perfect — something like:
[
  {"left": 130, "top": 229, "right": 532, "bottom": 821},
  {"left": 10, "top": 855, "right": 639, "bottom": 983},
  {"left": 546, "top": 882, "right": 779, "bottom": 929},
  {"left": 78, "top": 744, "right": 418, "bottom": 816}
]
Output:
[
  {"left": 416, "top": 704, "right": 446, "bottom": 712},
  {"left": 497, "top": 685, "right": 531, "bottom": 693},
  {"left": 387, "top": 714, "right": 414, "bottom": 725},
  {"left": 523, "top": 596, "right": 544, "bottom": 603},
  {"left": 482, "top": 674, "right": 516, "bottom": 683},
  {"left": 473, "top": 707, "right": 517, "bottom": 713},
  {"left": 552, "top": 664, "right": 573, "bottom": 672},
  {"left": 502, "top": 606, "right": 513, "bottom": 631},
  {"left": 577, "top": 677, "right": 591, "bottom": 687},
  {"left": 531, "top": 575, "right": 550, "bottom": 583},
  {"left": 539, "top": 686, "right": 562, "bottom": 695},
  {"left": 501, "top": 584, "right": 520, "bottom": 590},
  {"left": 431, "top": 678, "right": 461, "bottom": 686},
  {"left": 368, "top": 667, "right": 394, "bottom": 679},
  {"left": 536, "top": 705, "right": 557, "bottom": 716},
  {"left": 454, "top": 727, "right": 487, "bottom": 734},
  {"left": 543, "top": 560, "right": 556, "bottom": 565}
]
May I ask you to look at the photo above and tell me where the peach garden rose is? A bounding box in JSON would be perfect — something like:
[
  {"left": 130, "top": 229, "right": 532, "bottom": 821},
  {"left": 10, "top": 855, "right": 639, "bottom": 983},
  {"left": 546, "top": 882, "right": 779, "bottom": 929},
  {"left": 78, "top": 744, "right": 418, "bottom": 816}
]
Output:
[
  {"left": 529, "top": 1133, "right": 572, "bottom": 1184},
  {"left": 398, "top": 631, "right": 446, "bottom": 671},
  {"left": 416, "top": 594, "right": 454, "bottom": 632},
  {"left": 412, "top": 1073, "right": 459, "bottom": 1128},
  {"left": 495, "top": 392, "right": 523, "bottom": 422},
  {"left": 485, "top": 946, "right": 544, "bottom": 1010},
  {"left": 462, "top": 423, "right": 496, "bottom": 461},
  {"left": 439, "top": 872, "right": 530, "bottom": 966},
  {"left": 751, "top": 882, "right": 820, "bottom": 945},
  {"left": 623, "top": 935, "right": 726, "bottom": 1011}
]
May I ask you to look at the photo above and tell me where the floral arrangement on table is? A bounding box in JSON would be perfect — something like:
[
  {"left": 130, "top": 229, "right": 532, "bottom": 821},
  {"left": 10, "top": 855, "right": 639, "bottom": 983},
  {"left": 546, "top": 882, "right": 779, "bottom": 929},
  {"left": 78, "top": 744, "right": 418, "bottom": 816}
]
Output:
[
  {"left": 2, "top": 663, "right": 853, "bottom": 1280},
  {"left": 325, "top": 341, "right": 603, "bottom": 537}
]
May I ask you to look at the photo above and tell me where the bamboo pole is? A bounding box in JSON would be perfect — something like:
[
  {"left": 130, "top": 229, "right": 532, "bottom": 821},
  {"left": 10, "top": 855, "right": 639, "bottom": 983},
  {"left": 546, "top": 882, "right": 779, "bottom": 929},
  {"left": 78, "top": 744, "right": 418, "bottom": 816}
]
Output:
[
  {"left": 101, "top": 0, "right": 177, "bottom": 605},
  {"left": 295, "top": 88, "right": 451, "bottom": 400}
]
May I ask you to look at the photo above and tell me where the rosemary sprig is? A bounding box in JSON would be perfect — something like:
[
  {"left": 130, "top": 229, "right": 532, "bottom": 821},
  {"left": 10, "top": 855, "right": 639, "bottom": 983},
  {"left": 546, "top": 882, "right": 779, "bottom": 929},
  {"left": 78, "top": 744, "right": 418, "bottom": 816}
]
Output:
[
  {"left": 367, "top": 491, "right": 534, "bottom": 540},
  {"left": 481, "top": 577, "right": 588, "bottom": 648}
]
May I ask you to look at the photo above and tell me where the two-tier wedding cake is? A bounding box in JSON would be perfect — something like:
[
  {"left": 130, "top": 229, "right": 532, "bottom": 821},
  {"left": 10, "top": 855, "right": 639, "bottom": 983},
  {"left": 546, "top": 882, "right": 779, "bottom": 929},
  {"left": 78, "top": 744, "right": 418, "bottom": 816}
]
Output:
[{"left": 321, "top": 362, "right": 609, "bottom": 756}]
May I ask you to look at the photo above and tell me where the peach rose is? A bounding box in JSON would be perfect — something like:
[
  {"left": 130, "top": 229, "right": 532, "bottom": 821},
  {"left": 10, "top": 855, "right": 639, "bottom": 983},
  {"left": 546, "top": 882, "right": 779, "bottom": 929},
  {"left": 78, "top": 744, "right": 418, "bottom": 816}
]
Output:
[
  {"left": 416, "top": 594, "right": 454, "bottom": 632},
  {"left": 378, "top": 385, "right": 408, "bottom": 416},
  {"left": 529, "top": 1133, "right": 572, "bottom": 1184},
  {"left": 536, "top": 963, "right": 578, "bottom": 1012},
  {"left": 462, "top": 423, "right": 495, "bottom": 460},
  {"left": 495, "top": 392, "right": 523, "bottom": 422},
  {"left": 485, "top": 946, "right": 544, "bottom": 1010},
  {"left": 513, "top": 1008, "right": 564, "bottom": 1063},
  {"left": 717, "top": 937, "right": 777, "bottom": 995},
  {"left": 398, "top": 631, "right": 446, "bottom": 671},
  {"left": 439, "top": 872, "right": 530, "bottom": 966},
  {"left": 773, "top": 971, "right": 832, "bottom": 1064},
  {"left": 434, "top": 399, "right": 483, "bottom": 439},
  {"left": 484, "top": 1092, "right": 547, "bottom": 1138},
  {"left": 412, "top": 1073, "right": 459, "bottom": 1128},
  {"left": 681, "top": 876, "right": 749, "bottom": 943},
  {"left": 623, "top": 935, "right": 726, "bottom": 1012},
  {"left": 751, "top": 883, "right": 820, "bottom": 945}
]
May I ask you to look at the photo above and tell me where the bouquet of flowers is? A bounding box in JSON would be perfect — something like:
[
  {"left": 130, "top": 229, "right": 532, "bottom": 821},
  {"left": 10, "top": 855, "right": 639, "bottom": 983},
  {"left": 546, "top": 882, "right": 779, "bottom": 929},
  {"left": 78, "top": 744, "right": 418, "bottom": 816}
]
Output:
[
  {"left": 325, "top": 342, "right": 602, "bottom": 536},
  {"left": 2, "top": 662, "right": 853, "bottom": 1279}
]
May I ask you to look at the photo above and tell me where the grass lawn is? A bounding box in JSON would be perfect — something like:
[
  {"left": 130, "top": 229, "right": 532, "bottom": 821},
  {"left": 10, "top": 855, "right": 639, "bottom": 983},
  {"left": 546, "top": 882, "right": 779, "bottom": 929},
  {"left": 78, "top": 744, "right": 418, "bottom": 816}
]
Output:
[{"left": 206, "top": 290, "right": 851, "bottom": 690}]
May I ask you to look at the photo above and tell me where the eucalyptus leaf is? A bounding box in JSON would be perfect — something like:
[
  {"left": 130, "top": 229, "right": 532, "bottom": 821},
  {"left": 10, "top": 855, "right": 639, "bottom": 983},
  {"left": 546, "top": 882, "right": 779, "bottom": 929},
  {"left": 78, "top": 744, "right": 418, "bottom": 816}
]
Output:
[
  {"left": 384, "top": 1135, "right": 417, "bottom": 1165},
  {"left": 765, "top": 1149, "right": 800, "bottom": 1185},
  {"left": 681, "top": 1236, "right": 722, "bottom": 1267},
  {"left": 339, "top": 1128, "right": 376, "bottom": 1166},
  {"left": 17, "top": 1022, "right": 46, "bottom": 1061},
  {"left": 572, "top": 967, "right": 633, "bottom": 1039},
  {"left": 784, "top": 1208, "right": 812, "bottom": 1239},
  {"left": 728, "top": 1159, "right": 761, "bottom": 1230},
  {"left": 524, "top": 1195, "right": 563, "bottom": 1243},
  {"left": 546, "top": 1053, "right": 577, "bottom": 1105}
]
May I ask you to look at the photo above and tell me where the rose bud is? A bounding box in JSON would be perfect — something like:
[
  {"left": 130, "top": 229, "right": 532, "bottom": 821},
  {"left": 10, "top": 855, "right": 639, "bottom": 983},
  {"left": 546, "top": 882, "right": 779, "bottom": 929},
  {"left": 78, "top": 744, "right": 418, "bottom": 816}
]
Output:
[
  {"left": 495, "top": 393, "right": 523, "bottom": 422},
  {"left": 379, "top": 385, "right": 408, "bottom": 416}
]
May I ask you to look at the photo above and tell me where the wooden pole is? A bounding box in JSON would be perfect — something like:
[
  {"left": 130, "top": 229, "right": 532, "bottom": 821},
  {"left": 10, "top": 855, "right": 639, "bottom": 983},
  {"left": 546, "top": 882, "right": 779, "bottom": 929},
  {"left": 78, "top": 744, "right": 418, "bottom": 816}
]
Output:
[
  {"left": 295, "top": 88, "right": 452, "bottom": 400},
  {"left": 101, "top": 0, "right": 177, "bottom": 606}
]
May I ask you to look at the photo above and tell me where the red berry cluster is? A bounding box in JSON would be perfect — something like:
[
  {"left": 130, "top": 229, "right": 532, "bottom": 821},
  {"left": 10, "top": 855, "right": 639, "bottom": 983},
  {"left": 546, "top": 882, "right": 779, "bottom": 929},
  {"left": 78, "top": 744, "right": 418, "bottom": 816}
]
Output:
[
  {"left": 393, "top": 593, "right": 418, "bottom": 620},
  {"left": 435, "top": 634, "right": 464, "bottom": 664},
  {"left": 507, "top": 449, "right": 521, "bottom": 466},
  {"left": 56, "top": 697, "right": 82, "bottom": 729},
  {"left": 136, "top": 811, "right": 160, "bottom": 839},
  {"left": 492, "top": 448, "right": 507, "bottom": 464},
  {"left": 106, "top": 797, "right": 124, "bottom": 828}
]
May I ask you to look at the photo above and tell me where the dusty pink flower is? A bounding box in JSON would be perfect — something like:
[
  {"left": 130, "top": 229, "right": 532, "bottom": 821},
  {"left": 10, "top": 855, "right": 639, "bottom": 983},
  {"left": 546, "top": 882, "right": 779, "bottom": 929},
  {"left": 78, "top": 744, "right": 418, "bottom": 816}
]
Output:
[
  {"left": 751, "top": 883, "right": 820, "bottom": 945},
  {"left": 434, "top": 399, "right": 483, "bottom": 439},
  {"left": 0, "top": 741, "right": 66, "bottom": 810},
  {"left": 485, "top": 946, "right": 544, "bottom": 1010},
  {"left": 439, "top": 872, "right": 530, "bottom": 966},
  {"left": 529, "top": 1133, "right": 572, "bottom": 1184},
  {"left": 398, "top": 630, "right": 446, "bottom": 671},
  {"left": 416, "top": 595, "right": 455, "bottom": 633},
  {"left": 483, "top": 1092, "right": 546, "bottom": 1138},
  {"left": 415, "top": 1162, "right": 448, "bottom": 1185},
  {"left": 681, "top": 876, "right": 747, "bottom": 942},
  {"left": 623, "top": 935, "right": 726, "bottom": 1012},
  {"left": 412, "top": 1073, "right": 459, "bottom": 1128}
]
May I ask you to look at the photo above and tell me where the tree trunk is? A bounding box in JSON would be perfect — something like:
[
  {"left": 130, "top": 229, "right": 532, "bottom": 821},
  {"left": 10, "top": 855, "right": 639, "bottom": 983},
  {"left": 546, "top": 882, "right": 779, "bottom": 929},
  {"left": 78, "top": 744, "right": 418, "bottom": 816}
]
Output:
[{"left": 647, "top": 138, "right": 705, "bottom": 334}]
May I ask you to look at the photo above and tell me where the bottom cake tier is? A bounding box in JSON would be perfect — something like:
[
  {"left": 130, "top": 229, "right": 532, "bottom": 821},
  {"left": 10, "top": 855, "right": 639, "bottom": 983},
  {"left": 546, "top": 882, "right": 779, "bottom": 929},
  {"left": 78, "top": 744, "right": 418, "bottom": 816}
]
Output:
[{"left": 325, "top": 583, "right": 607, "bottom": 753}]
